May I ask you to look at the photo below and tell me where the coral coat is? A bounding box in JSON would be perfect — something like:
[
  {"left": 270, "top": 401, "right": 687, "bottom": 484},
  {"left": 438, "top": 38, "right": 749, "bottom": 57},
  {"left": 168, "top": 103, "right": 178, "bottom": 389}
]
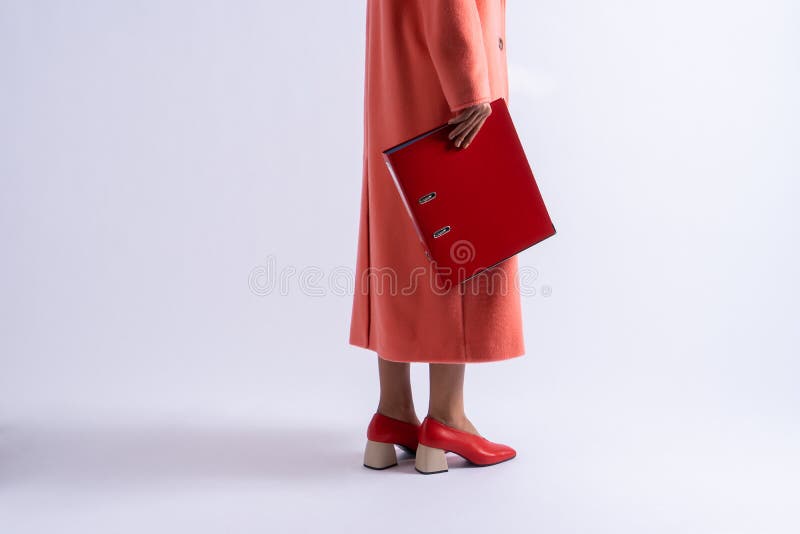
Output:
[{"left": 348, "top": 0, "right": 525, "bottom": 363}]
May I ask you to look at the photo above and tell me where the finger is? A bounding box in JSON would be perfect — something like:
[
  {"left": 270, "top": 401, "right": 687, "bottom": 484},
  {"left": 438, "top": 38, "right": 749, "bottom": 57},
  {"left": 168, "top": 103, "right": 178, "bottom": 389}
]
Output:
[
  {"left": 447, "top": 106, "right": 479, "bottom": 125},
  {"left": 454, "top": 122, "right": 478, "bottom": 147},
  {"left": 458, "top": 106, "right": 490, "bottom": 147},
  {"left": 462, "top": 116, "right": 488, "bottom": 148},
  {"left": 448, "top": 116, "right": 477, "bottom": 140},
  {"left": 449, "top": 110, "right": 484, "bottom": 140},
  {"left": 455, "top": 112, "right": 485, "bottom": 143},
  {"left": 447, "top": 107, "right": 477, "bottom": 125},
  {"left": 462, "top": 104, "right": 490, "bottom": 122},
  {"left": 457, "top": 113, "right": 489, "bottom": 148}
]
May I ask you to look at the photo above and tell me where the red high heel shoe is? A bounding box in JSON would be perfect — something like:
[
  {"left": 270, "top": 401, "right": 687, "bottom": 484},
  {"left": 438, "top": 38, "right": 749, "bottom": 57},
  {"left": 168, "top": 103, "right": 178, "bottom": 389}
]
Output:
[
  {"left": 362, "top": 412, "right": 420, "bottom": 470},
  {"left": 415, "top": 415, "right": 516, "bottom": 474}
]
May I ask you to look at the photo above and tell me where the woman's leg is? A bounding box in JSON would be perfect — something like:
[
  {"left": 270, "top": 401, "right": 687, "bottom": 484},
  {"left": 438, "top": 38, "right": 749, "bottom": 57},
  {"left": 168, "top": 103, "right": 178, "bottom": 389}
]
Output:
[
  {"left": 377, "top": 355, "right": 420, "bottom": 425},
  {"left": 428, "top": 363, "right": 479, "bottom": 435}
]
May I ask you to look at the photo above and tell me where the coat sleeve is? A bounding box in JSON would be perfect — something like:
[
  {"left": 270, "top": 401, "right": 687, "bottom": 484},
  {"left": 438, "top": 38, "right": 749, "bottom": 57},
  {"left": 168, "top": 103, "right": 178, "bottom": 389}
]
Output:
[{"left": 418, "top": 0, "right": 492, "bottom": 113}]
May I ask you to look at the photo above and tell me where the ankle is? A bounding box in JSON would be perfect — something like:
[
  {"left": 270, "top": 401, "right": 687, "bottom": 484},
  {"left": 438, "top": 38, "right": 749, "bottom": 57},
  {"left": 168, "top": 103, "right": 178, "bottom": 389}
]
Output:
[
  {"left": 377, "top": 403, "right": 420, "bottom": 425},
  {"left": 425, "top": 410, "right": 480, "bottom": 436},
  {"left": 426, "top": 410, "right": 469, "bottom": 429}
]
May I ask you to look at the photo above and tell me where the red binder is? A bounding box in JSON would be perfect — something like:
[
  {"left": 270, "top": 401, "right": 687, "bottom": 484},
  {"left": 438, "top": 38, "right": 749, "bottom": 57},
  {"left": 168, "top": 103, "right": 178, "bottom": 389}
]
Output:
[{"left": 383, "top": 97, "right": 556, "bottom": 286}]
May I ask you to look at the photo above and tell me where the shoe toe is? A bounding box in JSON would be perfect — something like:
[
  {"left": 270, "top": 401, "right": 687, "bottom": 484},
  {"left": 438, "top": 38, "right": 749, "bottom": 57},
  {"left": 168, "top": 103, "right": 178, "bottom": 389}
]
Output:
[{"left": 499, "top": 444, "right": 516, "bottom": 461}]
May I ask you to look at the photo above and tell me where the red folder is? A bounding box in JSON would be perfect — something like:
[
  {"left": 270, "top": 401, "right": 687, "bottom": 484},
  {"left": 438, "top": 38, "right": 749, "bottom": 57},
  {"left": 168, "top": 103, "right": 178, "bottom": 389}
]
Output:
[{"left": 383, "top": 97, "right": 556, "bottom": 286}]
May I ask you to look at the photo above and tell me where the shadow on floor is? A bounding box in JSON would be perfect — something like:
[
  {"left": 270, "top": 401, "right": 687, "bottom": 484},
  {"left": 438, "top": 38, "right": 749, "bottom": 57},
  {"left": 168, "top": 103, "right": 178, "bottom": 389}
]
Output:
[{"left": 0, "top": 421, "right": 361, "bottom": 486}]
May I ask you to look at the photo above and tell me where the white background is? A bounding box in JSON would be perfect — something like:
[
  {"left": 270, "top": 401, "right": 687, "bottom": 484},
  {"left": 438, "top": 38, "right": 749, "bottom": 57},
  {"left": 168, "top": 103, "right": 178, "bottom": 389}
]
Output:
[{"left": 1, "top": 1, "right": 798, "bottom": 533}]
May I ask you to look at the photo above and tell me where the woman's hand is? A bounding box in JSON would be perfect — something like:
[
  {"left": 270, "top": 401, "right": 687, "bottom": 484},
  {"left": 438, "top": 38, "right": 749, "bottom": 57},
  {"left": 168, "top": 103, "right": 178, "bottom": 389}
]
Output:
[{"left": 447, "top": 102, "right": 492, "bottom": 148}]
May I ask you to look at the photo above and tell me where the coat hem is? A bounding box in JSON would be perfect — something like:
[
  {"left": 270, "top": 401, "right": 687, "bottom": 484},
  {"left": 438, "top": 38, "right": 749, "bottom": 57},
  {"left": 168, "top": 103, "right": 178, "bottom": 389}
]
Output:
[{"left": 349, "top": 340, "right": 525, "bottom": 364}]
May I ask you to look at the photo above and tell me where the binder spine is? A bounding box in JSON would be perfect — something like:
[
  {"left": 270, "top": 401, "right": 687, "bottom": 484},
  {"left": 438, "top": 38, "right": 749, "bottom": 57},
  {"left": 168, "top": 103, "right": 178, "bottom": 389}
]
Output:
[{"left": 382, "top": 155, "right": 433, "bottom": 263}]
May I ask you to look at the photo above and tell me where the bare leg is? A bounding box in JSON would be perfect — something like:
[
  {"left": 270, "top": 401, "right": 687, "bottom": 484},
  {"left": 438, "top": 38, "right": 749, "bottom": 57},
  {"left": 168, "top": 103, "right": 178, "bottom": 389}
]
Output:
[
  {"left": 428, "top": 363, "right": 479, "bottom": 435},
  {"left": 377, "top": 355, "right": 420, "bottom": 426}
]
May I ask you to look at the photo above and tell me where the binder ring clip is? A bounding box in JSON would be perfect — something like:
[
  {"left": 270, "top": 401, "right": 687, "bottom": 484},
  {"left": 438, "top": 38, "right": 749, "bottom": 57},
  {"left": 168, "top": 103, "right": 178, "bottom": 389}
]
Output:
[
  {"left": 418, "top": 192, "right": 436, "bottom": 204},
  {"left": 433, "top": 226, "right": 451, "bottom": 239}
]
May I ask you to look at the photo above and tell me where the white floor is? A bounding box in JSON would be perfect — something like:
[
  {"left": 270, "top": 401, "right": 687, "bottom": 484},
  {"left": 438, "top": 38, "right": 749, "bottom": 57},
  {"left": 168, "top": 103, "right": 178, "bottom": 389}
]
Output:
[{"left": 2, "top": 368, "right": 798, "bottom": 534}]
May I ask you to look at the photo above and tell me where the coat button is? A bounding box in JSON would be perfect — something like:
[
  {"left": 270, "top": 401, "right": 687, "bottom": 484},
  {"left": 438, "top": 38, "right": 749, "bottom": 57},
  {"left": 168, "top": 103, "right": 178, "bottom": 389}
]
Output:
[{"left": 498, "top": 37, "right": 504, "bottom": 50}]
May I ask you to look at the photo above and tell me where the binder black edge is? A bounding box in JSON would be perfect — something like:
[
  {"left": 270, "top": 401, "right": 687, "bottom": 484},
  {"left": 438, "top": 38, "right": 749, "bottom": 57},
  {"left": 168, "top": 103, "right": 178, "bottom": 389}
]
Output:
[{"left": 383, "top": 123, "right": 450, "bottom": 155}]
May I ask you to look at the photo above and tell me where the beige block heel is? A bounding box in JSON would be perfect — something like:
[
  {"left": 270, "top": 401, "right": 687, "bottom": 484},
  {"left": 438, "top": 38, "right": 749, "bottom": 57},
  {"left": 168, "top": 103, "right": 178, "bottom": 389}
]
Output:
[
  {"left": 414, "top": 443, "right": 448, "bottom": 474},
  {"left": 363, "top": 439, "right": 398, "bottom": 470}
]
